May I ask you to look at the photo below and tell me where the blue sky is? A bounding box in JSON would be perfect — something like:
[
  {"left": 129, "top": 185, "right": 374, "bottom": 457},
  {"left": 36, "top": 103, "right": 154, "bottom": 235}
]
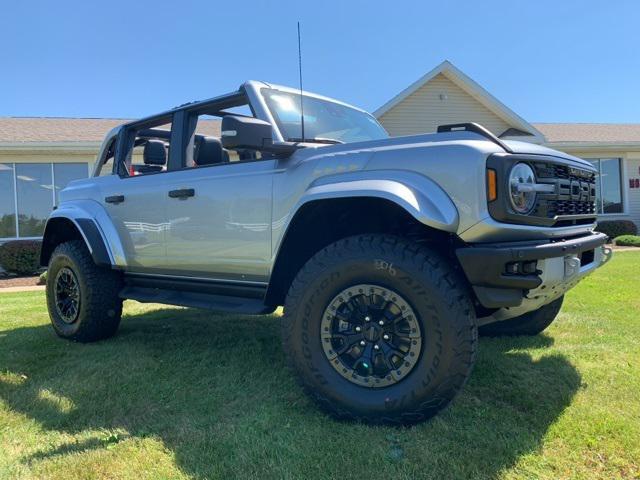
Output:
[{"left": 1, "top": 0, "right": 639, "bottom": 123}]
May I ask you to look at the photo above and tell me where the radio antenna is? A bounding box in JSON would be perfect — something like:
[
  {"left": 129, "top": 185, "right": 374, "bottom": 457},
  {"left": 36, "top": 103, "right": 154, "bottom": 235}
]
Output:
[{"left": 297, "top": 21, "right": 305, "bottom": 142}]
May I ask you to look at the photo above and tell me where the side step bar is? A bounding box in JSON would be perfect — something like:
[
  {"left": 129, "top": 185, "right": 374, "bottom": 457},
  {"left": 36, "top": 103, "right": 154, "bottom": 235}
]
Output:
[{"left": 119, "top": 286, "right": 276, "bottom": 315}]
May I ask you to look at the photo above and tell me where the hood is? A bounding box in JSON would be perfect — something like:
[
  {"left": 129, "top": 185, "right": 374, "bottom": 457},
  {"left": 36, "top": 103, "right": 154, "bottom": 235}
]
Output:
[
  {"left": 502, "top": 139, "right": 593, "bottom": 167},
  {"left": 297, "top": 132, "right": 593, "bottom": 168}
]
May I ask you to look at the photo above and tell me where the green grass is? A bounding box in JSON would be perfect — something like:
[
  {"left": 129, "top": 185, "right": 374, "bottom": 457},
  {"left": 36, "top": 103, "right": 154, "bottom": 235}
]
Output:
[{"left": 1, "top": 254, "right": 639, "bottom": 480}]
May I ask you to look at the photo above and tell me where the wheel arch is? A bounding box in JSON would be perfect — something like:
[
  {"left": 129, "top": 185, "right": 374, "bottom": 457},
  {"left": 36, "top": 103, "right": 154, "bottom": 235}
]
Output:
[
  {"left": 294, "top": 171, "right": 460, "bottom": 233},
  {"left": 40, "top": 200, "right": 125, "bottom": 268},
  {"left": 266, "top": 173, "right": 460, "bottom": 307},
  {"left": 40, "top": 216, "right": 112, "bottom": 268},
  {"left": 265, "top": 195, "right": 458, "bottom": 307}
]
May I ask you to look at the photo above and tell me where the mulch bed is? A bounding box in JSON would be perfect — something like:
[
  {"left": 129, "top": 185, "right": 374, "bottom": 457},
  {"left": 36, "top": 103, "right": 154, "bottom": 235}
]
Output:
[{"left": 0, "top": 275, "right": 43, "bottom": 289}]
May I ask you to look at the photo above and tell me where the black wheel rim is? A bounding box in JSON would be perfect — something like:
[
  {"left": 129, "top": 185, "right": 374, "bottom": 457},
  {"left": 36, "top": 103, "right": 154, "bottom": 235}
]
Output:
[
  {"left": 54, "top": 267, "right": 81, "bottom": 324},
  {"left": 320, "top": 284, "right": 422, "bottom": 388}
]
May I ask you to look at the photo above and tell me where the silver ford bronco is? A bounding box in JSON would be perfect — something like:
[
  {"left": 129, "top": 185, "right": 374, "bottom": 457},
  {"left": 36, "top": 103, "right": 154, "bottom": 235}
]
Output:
[{"left": 41, "top": 81, "right": 612, "bottom": 424}]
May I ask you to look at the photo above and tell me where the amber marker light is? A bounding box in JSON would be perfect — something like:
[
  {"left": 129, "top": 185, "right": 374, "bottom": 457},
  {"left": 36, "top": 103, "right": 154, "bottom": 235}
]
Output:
[{"left": 487, "top": 169, "right": 497, "bottom": 202}]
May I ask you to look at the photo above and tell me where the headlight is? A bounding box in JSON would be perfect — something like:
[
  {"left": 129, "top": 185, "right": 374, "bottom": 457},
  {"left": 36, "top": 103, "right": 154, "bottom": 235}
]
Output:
[{"left": 508, "top": 163, "right": 536, "bottom": 214}]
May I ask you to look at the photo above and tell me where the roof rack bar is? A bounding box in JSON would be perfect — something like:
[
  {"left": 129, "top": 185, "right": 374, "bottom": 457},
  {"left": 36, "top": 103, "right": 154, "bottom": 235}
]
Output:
[{"left": 437, "top": 122, "right": 514, "bottom": 153}]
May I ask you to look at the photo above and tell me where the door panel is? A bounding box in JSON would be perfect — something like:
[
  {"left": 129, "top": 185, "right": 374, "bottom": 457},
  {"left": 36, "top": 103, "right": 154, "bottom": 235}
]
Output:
[
  {"left": 98, "top": 174, "right": 168, "bottom": 271},
  {"left": 164, "top": 161, "right": 275, "bottom": 281}
]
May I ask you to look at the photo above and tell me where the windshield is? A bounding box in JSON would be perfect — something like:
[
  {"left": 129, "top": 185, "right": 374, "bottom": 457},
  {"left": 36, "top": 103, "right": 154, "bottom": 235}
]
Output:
[{"left": 261, "top": 88, "right": 388, "bottom": 144}]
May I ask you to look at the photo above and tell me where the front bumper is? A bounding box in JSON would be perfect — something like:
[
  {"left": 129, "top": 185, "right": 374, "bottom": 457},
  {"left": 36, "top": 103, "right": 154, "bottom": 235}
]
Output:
[{"left": 456, "top": 232, "right": 612, "bottom": 313}]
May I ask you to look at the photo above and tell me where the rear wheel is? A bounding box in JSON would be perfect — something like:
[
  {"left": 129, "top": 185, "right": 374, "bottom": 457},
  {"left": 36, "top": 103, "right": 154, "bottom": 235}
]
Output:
[
  {"left": 282, "top": 234, "right": 477, "bottom": 425},
  {"left": 46, "top": 240, "right": 123, "bottom": 342},
  {"left": 479, "top": 296, "right": 564, "bottom": 337}
]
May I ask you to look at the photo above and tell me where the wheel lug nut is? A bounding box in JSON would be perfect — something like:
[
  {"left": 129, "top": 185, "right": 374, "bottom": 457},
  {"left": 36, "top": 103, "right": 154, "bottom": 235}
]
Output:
[
  {"left": 378, "top": 320, "right": 384, "bottom": 326},
  {"left": 374, "top": 344, "right": 380, "bottom": 350},
  {"left": 364, "top": 316, "right": 371, "bottom": 322},
  {"left": 383, "top": 334, "right": 390, "bottom": 340},
  {"left": 355, "top": 326, "right": 361, "bottom": 332},
  {"left": 360, "top": 340, "right": 366, "bottom": 346}
]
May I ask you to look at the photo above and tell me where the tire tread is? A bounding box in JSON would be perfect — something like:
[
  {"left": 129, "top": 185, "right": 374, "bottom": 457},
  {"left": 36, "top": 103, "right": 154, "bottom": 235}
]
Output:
[
  {"left": 282, "top": 234, "right": 477, "bottom": 425},
  {"left": 47, "top": 240, "right": 122, "bottom": 342}
]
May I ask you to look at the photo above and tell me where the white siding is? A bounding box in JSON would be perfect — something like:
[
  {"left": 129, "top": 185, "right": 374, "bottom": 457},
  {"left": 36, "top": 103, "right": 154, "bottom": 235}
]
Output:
[{"left": 378, "top": 73, "right": 512, "bottom": 137}]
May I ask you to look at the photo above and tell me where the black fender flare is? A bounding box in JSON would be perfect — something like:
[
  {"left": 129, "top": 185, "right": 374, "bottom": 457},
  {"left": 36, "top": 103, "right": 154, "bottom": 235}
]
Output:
[{"left": 40, "top": 217, "right": 112, "bottom": 267}]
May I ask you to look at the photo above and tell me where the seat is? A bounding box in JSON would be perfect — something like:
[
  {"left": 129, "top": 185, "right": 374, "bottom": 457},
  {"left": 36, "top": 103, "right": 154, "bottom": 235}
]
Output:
[
  {"left": 137, "top": 140, "right": 167, "bottom": 174},
  {"left": 195, "top": 137, "right": 229, "bottom": 166}
]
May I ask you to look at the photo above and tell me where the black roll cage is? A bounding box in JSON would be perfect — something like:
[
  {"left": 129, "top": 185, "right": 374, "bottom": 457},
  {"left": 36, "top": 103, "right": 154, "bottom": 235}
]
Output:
[{"left": 113, "top": 89, "right": 252, "bottom": 176}]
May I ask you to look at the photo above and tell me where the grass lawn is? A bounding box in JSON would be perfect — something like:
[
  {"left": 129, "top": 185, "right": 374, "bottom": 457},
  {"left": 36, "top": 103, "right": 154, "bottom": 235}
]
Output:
[{"left": 1, "top": 253, "right": 639, "bottom": 480}]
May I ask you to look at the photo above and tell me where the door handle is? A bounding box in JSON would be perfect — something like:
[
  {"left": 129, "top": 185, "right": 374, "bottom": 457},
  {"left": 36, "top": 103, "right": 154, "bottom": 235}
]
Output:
[
  {"left": 168, "top": 188, "right": 195, "bottom": 199},
  {"left": 105, "top": 195, "right": 125, "bottom": 204}
]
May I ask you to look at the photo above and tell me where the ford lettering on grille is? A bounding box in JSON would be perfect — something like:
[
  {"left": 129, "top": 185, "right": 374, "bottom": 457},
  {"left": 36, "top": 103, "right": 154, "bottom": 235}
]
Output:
[{"left": 533, "top": 163, "right": 596, "bottom": 221}]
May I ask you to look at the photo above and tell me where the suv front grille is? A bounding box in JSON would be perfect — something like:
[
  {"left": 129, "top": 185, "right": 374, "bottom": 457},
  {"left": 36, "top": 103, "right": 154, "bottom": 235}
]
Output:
[
  {"left": 531, "top": 163, "right": 596, "bottom": 222},
  {"left": 549, "top": 200, "right": 595, "bottom": 216},
  {"left": 486, "top": 153, "right": 598, "bottom": 228}
]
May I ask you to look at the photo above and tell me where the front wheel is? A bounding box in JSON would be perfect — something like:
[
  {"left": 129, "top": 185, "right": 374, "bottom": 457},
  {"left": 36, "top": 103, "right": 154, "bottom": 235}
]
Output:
[
  {"left": 46, "top": 240, "right": 123, "bottom": 342},
  {"left": 282, "top": 235, "right": 477, "bottom": 425}
]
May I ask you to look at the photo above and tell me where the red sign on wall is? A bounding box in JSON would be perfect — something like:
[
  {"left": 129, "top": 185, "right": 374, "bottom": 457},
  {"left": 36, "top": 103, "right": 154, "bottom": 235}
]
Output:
[{"left": 630, "top": 178, "right": 640, "bottom": 189}]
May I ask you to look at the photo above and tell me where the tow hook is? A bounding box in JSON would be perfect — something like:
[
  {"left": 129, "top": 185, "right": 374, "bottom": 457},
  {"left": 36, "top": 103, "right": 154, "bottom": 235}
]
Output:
[{"left": 564, "top": 256, "right": 580, "bottom": 279}]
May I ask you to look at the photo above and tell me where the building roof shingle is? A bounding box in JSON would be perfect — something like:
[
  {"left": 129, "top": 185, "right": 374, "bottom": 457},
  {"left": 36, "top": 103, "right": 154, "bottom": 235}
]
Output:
[
  {"left": 0, "top": 117, "right": 129, "bottom": 143},
  {"left": 533, "top": 123, "right": 640, "bottom": 144},
  {"left": 0, "top": 117, "right": 221, "bottom": 143}
]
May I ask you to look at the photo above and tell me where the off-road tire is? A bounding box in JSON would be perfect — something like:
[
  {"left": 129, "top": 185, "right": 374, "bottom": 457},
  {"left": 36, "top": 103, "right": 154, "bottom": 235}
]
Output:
[
  {"left": 479, "top": 295, "right": 564, "bottom": 337},
  {"left": 282, "top": 234, "right": 477, "bottom": 425},
  {"left": 46, "top": 240, "right": 123, "bottom": 342}
]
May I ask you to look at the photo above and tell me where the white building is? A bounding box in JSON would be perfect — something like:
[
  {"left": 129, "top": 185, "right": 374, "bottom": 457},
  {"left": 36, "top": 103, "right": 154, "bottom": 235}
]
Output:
[
  {"left": 375, "top": 61, "right": 639, "bottom": 228},
  {"left": 0, "top": 62, "right": 638, "bottom": 244}
]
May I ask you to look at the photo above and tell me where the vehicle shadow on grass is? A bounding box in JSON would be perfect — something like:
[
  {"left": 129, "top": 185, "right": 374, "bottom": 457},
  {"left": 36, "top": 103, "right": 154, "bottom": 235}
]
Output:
[{"left": 0, "top": 306, "right": 581, "bottom": 479}]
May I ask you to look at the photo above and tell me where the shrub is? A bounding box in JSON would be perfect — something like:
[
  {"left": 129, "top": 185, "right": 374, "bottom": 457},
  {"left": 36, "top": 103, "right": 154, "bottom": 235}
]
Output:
[
  {"left": 614, "top": 235, "right": 640, "bottom": 247},
  {"left": 0, "top": 240, "right": 42, "bottom": 275},
  {"left": 38, "top": 270, "right": 48, "bottom": 285},
  {"left": 595, "top": 220, "right": 637, "bottom": 240}
]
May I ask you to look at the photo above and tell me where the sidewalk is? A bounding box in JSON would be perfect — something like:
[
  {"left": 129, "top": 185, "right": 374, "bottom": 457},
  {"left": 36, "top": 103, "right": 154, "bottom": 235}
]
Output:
[
  {"left": 611, "top": 245, "right": 640, "bottom": 252},
  {"left": 0, "top": 285, "right": 45, "bottom": 293}
]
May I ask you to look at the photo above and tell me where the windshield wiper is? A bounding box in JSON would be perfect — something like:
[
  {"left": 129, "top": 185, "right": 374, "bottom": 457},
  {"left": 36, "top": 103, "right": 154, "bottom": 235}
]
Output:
[{"left": 288, "top": 137, "right": 344, "bottom": 145}]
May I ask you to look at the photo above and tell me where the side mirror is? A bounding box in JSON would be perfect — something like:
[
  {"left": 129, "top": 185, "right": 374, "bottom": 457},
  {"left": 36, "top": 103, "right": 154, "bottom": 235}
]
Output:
[{"left": 221, "top": 115, "right": 274, "bottom": 150}]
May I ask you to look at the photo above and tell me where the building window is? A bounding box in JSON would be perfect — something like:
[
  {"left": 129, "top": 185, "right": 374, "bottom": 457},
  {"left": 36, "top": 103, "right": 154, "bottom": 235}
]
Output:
[
  {"left": 16, "top": 164, "right": 53, "bottom": 237},
  {"left": 588, "top": 158, "right": 623, "bottom": 214},
  {"left": 0, "top": 164, "right": 17, "bottom": 238},
  {"left": 54, "top": 163, "right": 88, "bottom": 205},
  {"left": 0, "top": 162, "right": 88, "bottom": 240}
]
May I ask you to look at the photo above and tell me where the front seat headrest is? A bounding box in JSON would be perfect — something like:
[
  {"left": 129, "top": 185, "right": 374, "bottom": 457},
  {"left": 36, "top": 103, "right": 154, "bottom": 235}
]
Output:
[
  {"left": 143, "top": 140, "right": 167, "bottom": 166},
  {"left": 195, "top": 137, "right": 229, "bottom": 166}
]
